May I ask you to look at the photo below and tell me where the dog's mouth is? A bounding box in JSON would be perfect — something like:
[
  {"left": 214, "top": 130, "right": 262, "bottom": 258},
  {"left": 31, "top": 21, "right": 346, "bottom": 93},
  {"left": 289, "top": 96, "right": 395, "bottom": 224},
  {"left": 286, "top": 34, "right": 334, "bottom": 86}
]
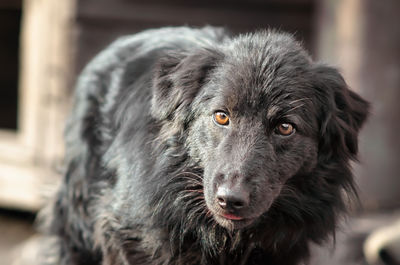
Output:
[
  {"left": 213, "top": 212, "right": 256, "bottom": 230},
  {"left": 220, "top": 212, "right": 244, "bottom": 221}
]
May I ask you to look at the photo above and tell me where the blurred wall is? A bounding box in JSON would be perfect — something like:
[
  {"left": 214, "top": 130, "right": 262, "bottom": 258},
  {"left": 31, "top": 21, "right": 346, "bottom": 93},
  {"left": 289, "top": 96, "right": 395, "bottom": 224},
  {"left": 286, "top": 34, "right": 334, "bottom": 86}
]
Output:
[
  {"left": 317, "top": 0, "right": 400, "bottom": 211},
  {"left": 357, "top": 0, "right": 400, "bottom": 210},
  {"left": 73, "top": 0, "right": 316, "bottom": 78}
]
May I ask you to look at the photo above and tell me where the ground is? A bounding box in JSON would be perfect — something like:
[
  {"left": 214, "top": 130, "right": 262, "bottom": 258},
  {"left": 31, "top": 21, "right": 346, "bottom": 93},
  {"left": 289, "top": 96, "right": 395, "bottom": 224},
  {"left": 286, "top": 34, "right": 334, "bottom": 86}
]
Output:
[{"left": 0, "top": 209, "right": 35, "bottom": 265}]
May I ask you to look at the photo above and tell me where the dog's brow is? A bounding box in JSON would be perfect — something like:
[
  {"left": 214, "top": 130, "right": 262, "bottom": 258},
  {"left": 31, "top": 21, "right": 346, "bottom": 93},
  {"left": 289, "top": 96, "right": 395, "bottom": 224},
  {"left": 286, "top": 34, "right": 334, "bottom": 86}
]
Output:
[
  {"left": 288, "top": 98, "right": 311, "bottom": 106},
  {"left": 267, "top": 105, "right": 280, "bottom": 119}
]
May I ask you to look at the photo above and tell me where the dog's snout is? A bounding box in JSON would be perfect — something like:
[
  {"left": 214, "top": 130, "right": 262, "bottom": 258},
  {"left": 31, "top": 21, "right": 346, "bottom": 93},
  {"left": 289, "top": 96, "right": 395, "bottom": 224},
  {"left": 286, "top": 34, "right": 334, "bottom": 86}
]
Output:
[{"left": 216, "top": 185, "right": 249, "bottom": 211}]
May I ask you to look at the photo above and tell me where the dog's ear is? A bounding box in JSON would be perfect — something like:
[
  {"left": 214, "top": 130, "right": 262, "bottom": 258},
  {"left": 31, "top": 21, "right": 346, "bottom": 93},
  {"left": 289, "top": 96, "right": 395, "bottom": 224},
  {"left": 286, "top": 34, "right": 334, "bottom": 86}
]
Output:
[
  {"left": 151, "top": 48, "right": 222, "bottom": 122},
  {"left": 312, "top": 65, "right": 370, "bottom": 160}
]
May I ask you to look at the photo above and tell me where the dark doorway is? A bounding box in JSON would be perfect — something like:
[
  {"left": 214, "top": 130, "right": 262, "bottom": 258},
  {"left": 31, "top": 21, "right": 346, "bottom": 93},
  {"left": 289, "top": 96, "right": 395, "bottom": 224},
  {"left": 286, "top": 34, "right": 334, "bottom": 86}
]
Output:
[{"left": 0, "top": 1, "right": 22, "bottom": 130}]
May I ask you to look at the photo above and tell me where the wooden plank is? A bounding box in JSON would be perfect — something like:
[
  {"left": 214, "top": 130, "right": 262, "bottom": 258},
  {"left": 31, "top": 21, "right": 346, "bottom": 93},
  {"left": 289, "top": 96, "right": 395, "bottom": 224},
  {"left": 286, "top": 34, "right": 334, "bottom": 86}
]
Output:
[
  {"left": 78, "top": 0, "right": 314, "bottom": 8},
  {"left": 18, "top": 0, "right": 76, "bottom": 166},
  {"left": 0, "top": 162, "right": 58, "bottom": 211},
  {"left": 77, "top": 1, "right": 313, "bottom": 29},
  {"left": 0, "top": 130, "right": 34, "bottom": 165},
  {"left": 74, "top": 0, "right": 314, "bottom": 73},
  {"left": 0, "top": 129, "right": 58, "bottom": 211}
]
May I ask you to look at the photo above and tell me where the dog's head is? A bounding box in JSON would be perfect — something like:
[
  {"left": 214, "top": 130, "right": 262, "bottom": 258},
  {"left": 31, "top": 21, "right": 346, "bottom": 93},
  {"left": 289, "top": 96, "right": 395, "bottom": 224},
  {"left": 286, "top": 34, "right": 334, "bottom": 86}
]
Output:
[{"left": 152, "top": 30, "right": 369, "bottom": 231}]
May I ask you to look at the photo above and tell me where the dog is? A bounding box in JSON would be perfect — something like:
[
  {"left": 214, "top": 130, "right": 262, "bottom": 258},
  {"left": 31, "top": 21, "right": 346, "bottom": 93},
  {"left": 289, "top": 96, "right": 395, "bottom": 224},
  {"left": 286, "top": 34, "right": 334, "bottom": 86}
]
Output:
[{"left": 43, "top": 26, "right": 369, "bottom": 265}]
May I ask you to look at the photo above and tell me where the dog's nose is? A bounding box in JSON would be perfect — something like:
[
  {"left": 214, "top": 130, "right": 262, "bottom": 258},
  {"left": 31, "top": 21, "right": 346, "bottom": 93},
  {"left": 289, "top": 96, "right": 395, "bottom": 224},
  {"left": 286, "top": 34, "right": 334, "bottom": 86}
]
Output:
[{"left": 216, "top": 186, "right": 249, "bottom": 211}]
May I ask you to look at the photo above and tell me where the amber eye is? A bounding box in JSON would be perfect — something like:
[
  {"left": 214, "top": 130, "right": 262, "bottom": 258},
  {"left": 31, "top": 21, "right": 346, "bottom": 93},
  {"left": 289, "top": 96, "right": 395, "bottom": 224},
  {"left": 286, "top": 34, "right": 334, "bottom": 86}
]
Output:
[
  {"left": 214, "top": 111, "right": 230, "bottom": 126},
  {"left": 276, "top": 123, "right": 295, "bottom": 136}
]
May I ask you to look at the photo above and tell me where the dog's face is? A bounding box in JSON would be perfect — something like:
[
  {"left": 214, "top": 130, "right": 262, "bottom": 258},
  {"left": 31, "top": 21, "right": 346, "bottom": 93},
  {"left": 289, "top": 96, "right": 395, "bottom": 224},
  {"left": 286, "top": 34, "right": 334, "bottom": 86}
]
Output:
[
  {"left": 152, "top": 31, "right": 369, "bottom": 231},
  {"left": 188, "top": 66, "right": 320, "bottom": 230}
]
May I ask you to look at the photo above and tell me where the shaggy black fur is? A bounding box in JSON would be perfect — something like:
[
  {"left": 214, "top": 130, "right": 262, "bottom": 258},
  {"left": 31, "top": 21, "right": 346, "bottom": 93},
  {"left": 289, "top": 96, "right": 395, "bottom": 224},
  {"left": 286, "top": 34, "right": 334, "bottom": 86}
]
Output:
[{"left": 44, "top": 26, "right": 369, "bottom": 265}]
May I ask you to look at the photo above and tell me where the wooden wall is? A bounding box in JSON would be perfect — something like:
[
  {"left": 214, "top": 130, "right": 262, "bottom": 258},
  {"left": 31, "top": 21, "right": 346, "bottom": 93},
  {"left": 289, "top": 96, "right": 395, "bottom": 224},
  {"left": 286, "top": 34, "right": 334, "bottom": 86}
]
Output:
[
  {"left": 316, "top": 0, "right": 400, "bottom": 211},
  {"left": 74, "top": 0, "right": 316, "bottom": 76}
]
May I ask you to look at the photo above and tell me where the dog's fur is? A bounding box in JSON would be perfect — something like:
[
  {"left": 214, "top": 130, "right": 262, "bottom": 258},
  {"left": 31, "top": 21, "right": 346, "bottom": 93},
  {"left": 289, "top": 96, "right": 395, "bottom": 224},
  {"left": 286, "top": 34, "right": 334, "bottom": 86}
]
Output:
[{"left": 44, "top": 27, "right": 369, "bottom": 265}]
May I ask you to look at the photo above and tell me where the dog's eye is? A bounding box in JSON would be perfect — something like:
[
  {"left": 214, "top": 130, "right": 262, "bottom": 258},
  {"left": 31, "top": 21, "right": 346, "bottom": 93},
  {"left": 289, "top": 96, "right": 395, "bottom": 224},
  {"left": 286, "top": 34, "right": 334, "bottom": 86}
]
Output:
[
  {"left": 214, "top": 111, "right": 230, "bottom": 126},
  {"left": 276, "top": 123, "right": 295, "bottom": 136}
]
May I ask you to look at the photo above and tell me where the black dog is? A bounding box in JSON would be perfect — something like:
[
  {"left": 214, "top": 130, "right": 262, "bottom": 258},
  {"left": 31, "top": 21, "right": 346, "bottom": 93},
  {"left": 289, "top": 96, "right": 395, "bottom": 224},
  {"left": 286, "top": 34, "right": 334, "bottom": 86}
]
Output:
[{"left": 44, "top": 26, "right": 369, "bottom": 265}]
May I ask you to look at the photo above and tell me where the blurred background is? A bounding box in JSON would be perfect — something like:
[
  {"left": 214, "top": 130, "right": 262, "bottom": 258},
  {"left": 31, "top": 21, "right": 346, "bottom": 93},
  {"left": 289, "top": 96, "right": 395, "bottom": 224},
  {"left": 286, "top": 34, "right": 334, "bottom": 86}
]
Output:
[{"left": 0, "top": 0, "right": 399, "bottom": 264}]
